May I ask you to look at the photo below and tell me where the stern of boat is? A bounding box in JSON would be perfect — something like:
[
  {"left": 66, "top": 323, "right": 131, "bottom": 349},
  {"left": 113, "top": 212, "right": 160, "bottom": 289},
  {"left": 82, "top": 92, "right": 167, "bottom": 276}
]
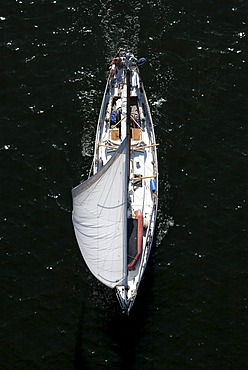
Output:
[{"left": 115, "top": 285, "right": 137, "bottom": 314}]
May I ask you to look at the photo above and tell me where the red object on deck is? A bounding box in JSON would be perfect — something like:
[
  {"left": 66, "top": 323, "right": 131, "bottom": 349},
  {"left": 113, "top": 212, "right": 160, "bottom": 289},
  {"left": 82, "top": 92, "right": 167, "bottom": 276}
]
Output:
[{"left": 128, "top": 210, "right": 143, "bottom": 271}]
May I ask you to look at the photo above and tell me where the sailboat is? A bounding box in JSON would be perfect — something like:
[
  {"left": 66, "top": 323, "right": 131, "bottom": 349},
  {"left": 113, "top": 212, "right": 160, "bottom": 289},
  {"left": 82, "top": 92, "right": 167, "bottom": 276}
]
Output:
[{"left": 72, "top": 52, "right": 158, "bottom": 313}]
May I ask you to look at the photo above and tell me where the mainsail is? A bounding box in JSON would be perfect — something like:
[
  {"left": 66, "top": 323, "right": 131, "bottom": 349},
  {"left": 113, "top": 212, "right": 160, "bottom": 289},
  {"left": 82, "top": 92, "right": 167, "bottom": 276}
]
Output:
[{"left": 72, "top": 138, "right": 128, "bottom": 288}]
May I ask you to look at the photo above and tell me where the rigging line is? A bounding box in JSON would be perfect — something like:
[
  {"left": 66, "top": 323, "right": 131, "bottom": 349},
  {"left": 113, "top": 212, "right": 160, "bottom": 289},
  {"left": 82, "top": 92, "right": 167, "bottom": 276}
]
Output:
[
  {"left": 130, "top": 115, "right": 141, "bottom": 128},
  {"left": 130, "top": 175, "right": 157, "bottom": 181},
  {"left": 98, "top": 143, "right": 119, "bottom": 149},
  {"left": 132, "top": 143, "right": 159, "bottom": 151},
  {"left": 110, "top": 116, "right": 126, "bottom": 129}
]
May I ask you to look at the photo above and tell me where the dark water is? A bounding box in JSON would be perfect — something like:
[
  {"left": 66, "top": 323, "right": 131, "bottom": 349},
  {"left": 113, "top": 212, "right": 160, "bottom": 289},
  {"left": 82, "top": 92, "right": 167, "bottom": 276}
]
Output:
[{"left": 1, "top": 1, "right": 247, "bottom": 369}]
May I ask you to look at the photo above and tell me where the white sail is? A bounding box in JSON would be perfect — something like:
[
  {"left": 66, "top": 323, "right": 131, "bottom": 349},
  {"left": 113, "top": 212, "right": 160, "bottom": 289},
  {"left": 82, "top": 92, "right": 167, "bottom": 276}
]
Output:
[{"left": 72, "top": 139, "right": 128, "bottom": 288}]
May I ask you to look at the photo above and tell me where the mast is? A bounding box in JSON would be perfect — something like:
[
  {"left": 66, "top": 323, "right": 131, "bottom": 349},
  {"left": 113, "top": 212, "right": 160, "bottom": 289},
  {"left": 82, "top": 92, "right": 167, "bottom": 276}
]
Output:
[
  {"left": 124, "top": 66, "right": 131, "bottom": 292},
  {"left": 126, "top": 68, "right": 131, "bottom": 180}
]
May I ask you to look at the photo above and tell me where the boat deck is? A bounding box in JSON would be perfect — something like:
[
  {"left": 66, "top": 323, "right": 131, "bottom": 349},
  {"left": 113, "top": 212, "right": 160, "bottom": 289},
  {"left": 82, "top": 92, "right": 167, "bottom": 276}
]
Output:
[{"left": 92, "top": 56, "right": 158, "bottom": 311}]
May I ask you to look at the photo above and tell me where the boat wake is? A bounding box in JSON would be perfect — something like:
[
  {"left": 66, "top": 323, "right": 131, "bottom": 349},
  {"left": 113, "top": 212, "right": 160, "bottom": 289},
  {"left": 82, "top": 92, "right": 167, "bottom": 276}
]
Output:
[{"left": 98, "top": 0, "right": 142, "bottom": 57}]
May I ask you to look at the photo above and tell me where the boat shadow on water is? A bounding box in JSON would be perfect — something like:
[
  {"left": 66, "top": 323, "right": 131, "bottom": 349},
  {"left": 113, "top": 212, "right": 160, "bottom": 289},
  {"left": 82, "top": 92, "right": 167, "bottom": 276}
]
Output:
[{"left": 73, "top": 246, "right": 155, "bottom": 370}]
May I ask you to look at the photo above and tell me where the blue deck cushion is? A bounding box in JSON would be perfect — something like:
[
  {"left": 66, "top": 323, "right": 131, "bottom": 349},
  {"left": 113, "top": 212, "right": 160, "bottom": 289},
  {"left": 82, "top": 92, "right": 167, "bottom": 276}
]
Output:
[{"left": 111, "top": 110, "right": 117, "bottom": 124}]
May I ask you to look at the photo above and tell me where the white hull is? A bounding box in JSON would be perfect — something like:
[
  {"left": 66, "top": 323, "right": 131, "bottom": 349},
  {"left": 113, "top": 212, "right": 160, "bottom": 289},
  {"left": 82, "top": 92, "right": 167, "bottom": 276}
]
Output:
[{"left": 91, "top": 55, "right": 158, "bottom": 312}]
